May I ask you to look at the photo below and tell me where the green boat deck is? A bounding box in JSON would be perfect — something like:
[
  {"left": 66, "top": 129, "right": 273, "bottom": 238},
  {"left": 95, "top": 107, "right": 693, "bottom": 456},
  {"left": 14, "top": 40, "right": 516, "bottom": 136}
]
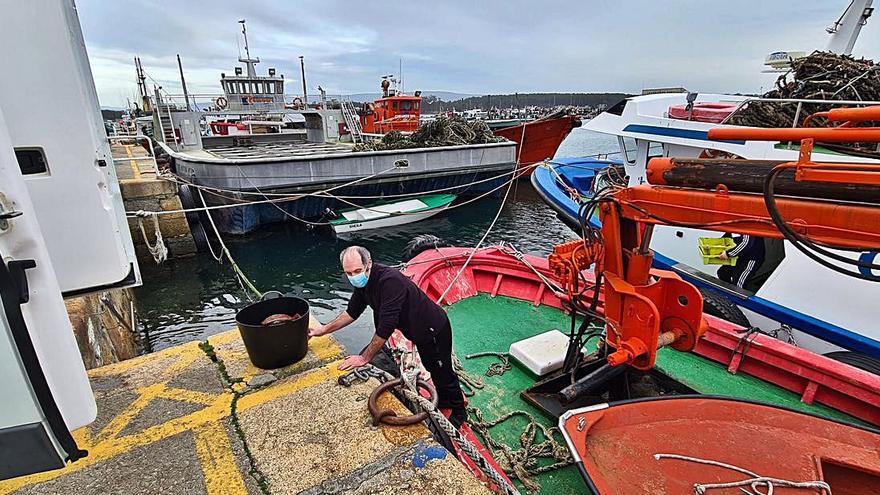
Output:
[{"left": 447, "top": 293, "right": 859, "bottom": 494}]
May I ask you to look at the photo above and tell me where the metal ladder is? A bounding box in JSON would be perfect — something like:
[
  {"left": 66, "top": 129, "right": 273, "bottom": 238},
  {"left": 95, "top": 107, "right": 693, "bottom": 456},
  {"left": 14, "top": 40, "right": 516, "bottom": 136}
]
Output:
[{"left": 340, "top": 98, "right": 364, "bottom": 144}]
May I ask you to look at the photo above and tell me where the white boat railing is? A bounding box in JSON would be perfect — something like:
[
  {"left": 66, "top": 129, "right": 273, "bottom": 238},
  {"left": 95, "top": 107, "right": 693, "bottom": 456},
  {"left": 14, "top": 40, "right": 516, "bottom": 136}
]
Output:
[{"left": 157, "top": 93, "right": 356, "bottom": 113}]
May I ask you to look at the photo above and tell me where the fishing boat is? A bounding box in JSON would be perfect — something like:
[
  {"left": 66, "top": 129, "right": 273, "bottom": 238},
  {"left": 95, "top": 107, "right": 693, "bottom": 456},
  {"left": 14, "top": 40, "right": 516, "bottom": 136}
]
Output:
[
  {"left": 358, "top": 83, "right": 581, "bottom": 173},
  {"left": 559, "top": 396, "right": 880, "bottom": 494},
  {"left": 534, "top": 147, "right": 880, "bottom": 369},
  {"left": 151, "top": 23, "right": 517, "bottom": 235},
  {"left": 491, "top": 110, "right": 582, "bottom": 173},
  {"left": 529, "top": 2, "right": 880, "bottom": 366},
  {"left": 329, "top": 194, "right": 455, "bottom": 234},
  {"left": 387, "top": 246, "right": 880, "bottom": 493}
]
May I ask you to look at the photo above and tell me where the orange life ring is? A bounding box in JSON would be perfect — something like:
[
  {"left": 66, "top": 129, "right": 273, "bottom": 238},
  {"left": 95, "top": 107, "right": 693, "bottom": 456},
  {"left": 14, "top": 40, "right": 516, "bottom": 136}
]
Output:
[{"left": 215, "top": 96, "right": 228, "bottom": 109}]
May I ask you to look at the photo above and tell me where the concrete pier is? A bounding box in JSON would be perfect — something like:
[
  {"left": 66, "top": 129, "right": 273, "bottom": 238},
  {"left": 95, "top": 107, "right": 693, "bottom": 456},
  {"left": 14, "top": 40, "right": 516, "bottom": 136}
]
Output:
[
  {"left": 0, "top": 330, "right": 491, "bottom": 495},
  {"left": 111, "top": 140, "right": 197, "bottom": 260}
]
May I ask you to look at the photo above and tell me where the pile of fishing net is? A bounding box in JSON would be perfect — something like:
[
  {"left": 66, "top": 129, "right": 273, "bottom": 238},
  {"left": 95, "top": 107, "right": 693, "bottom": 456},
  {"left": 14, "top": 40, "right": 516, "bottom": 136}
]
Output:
[
  {"left": 727, "top": 51, "right": 880, "bottom": 125},
  {"left": 726, "top": 51, "right": 880, "bottom": 156},
  {"left": 353, "top": 116, "right": 506, "bottom": 152}
]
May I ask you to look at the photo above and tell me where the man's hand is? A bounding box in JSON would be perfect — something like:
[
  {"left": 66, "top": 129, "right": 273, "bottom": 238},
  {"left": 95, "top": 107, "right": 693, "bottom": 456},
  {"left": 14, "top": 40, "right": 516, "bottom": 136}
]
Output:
[
  {"left": 308, "top": 325, "right": 325, "bottom": 339},
  {"left": 338, "top": 354, "right": 369, "bottom": 371},
  {"left": 719, "top": 251, "right": 730, "bottom": 261}
]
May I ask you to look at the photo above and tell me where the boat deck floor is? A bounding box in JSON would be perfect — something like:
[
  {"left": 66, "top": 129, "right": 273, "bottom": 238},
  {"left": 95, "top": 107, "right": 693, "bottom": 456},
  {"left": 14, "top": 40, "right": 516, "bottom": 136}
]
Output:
[
  {"left": 446, "top": 294, "right": 860, "bottom": 494},
  {"left": 203, "top": 140, "right": 353, "bottom": 160}
]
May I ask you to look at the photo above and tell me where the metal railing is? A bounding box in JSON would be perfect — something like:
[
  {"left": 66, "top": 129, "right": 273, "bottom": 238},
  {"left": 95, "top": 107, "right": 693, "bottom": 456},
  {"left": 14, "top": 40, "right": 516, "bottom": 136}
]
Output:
[
  {"left": 108, "top": 135, "right": 159, "bottom": 177},
  {"left": 719, "top": 96, "right": 880, "bottom": 127},
  {"left": 157, "top": 93, "right": 359, "bottom": 113}
]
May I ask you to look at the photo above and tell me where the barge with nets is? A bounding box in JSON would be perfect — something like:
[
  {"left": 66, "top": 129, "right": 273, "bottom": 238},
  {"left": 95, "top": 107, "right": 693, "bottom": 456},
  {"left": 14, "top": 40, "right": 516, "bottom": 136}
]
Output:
[{"left": 151, "top": 22, "right": 517, "bottom": 235}]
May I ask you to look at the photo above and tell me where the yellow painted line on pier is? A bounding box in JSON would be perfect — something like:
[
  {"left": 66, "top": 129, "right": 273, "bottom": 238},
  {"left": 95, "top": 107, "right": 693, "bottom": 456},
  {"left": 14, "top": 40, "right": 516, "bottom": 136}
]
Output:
[
  {"left": 0, "top": 336, "right": 344, "bottom": 495},
  {"left": 125, "top": 144, "right": 141, "bottom": 179},
  {"left": 194, "top": 421, "right": 249, "bottom": 495},
  {"left": 238, "top": 363, "right": 346, "bottom": 411}
]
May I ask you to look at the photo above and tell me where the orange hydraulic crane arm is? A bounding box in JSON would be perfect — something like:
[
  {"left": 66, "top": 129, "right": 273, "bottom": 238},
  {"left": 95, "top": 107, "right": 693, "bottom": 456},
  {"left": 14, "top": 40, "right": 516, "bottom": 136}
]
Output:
[{"left": 550, "top": 106, "right": 880, "bottom": 371}]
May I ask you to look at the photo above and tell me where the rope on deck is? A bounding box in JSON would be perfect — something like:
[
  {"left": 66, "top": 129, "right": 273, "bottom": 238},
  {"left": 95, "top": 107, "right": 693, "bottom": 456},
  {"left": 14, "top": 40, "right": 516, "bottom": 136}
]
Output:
[
  {"left": 467, "top": 408, "right": 574, "bottom": 494},
  {"left": 465, "top": 351, "right": 512, "bottom": 377},
  {"left": 654, "top": 453, "right": 832, "bottom": 495}
]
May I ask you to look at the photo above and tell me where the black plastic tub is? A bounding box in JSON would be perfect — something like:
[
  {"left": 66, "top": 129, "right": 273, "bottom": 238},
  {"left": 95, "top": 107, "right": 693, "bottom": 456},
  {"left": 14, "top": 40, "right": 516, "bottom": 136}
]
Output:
[{"left": 235, "top": 296, "right": 309, "bottom": 369}]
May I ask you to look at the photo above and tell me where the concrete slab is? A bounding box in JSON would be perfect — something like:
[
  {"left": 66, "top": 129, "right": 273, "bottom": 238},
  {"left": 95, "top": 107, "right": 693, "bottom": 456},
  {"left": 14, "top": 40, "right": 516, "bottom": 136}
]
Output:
[
  {"left": 208, "top": 329, "right": 344, "bottom": 386},
  {"left": 237, "top": 368, "right": 489, "bottom": 495},
  {"left": 13, "top": 432, "right": 208, "bottom": 495},
  {"left": 1, "top": 329, "right": 489, "bottom": 495}
]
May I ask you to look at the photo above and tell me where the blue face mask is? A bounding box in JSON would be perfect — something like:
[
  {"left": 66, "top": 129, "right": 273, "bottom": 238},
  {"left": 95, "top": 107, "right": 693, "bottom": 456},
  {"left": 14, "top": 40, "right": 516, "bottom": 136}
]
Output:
[{"left": 348, "top": 270, "right": 369, "bottom": 288}]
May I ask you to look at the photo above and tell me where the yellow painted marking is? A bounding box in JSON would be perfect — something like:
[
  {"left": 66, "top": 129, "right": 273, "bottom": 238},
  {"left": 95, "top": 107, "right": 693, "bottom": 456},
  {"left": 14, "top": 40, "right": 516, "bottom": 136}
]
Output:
[
  {"left": 237, "top": 362, "right": 346, "bottom": 412},
  {"left": 159, "top": 387, "right": 219, "bottom": 407},
  {"left": 0, "top": 352, "right": 348, "bottom": 495},
  {"left": 194, "top": 421, "right": 248, "bottom": 495},
  {"left": 311, "top": 335, "right": 345, "bottom": 361},
  {"left": 93, "top": 383, "right": 166, "bottom": 444},
  {"left": 88, "top": 342, "right": 199, "bottom": 378},
  {"left": 124, "top": 145, "right": 141, "bottom": 179}
]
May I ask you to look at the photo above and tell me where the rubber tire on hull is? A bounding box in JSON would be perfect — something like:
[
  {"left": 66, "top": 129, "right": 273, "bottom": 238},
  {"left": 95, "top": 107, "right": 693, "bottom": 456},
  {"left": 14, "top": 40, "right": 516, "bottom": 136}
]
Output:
[
  {"left": 698, "top": 287, "right": 751, "bottom": 328},
  {"left": 177, "top": 184, "right": 213, "bottom": 253},
  {"left": 824, "top": 351, "right": 880, "bottom": 375},
  {"left": 403, "top": 235, "right": 449, "bottom": 262}
]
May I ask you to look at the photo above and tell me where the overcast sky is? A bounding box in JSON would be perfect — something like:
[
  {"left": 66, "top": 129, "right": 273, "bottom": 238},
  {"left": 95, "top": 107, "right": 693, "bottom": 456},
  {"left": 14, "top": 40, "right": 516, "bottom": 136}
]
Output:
[{"left": 77, "top": 0, "right": 880, "bottom": 108}]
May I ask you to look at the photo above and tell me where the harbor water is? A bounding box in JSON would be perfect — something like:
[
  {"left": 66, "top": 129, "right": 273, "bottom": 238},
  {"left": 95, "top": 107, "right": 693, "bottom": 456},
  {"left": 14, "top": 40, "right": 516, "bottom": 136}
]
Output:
[{"left": 134, "top": 129, "right": 619, "bottom": 353}]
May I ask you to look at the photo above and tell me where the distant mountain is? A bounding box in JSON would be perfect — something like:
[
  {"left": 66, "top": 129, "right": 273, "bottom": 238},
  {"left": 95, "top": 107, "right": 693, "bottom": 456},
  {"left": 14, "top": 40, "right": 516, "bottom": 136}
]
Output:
[
  {"left": 421, "top": 92, "right": 631, "bottom": 113},
  {"left": 347, "top": 90, "right": 476, "bottom": 102}
]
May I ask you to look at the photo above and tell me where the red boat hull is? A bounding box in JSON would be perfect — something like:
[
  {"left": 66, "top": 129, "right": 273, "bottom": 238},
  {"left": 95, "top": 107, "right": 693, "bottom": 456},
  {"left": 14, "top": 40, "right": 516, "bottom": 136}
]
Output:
[{"left": 493, "top": 114, "right": 580, "bottom": 174}]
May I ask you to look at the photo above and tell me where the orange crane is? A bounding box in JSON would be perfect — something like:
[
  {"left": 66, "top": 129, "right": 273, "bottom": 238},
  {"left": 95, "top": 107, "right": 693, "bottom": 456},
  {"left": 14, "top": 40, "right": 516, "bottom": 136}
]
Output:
[{"left": 549, "top": 105, "right": 880, "bottom": 372}]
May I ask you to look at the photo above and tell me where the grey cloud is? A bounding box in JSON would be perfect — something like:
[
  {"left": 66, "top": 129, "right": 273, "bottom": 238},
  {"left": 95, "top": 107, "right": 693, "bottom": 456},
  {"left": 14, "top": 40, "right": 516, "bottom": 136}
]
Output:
[{"left": 76, "top": 0, "right": 880, "bottom": 107}]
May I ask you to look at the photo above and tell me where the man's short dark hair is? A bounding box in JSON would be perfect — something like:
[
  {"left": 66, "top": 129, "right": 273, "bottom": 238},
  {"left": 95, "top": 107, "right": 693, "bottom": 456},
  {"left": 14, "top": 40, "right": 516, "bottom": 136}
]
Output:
[{"left": 340, "top": 246, "right": 371, "bottom": 266}]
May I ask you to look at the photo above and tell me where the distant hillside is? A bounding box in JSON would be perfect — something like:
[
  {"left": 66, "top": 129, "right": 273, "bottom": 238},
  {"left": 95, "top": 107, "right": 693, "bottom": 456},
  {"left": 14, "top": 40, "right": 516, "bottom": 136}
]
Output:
[
  {"left": 348, "top": 90, "right": 475, "bottom": 102},
  {"left": 422, "top": 93, "right": 630, "bottom": 112}
]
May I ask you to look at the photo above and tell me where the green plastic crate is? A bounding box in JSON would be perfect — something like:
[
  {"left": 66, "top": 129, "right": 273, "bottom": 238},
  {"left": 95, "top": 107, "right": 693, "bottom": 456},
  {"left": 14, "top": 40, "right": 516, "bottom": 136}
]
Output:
[{"left": 698, "top": 237, "right": 738, "bottom": 266}]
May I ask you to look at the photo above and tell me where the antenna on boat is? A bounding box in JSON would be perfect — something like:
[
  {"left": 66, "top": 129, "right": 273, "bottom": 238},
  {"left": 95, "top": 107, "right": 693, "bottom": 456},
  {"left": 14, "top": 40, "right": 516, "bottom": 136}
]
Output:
[
  {"left": 826, "top": 0, "right": 873, "bottom": 55},
  {"left": 237, "top": 19, "right": 260, "bottom": 78}
]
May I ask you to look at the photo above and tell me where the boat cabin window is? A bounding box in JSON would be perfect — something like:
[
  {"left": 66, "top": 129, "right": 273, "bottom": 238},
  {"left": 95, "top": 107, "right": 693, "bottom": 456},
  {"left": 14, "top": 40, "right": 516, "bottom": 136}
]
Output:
[
  {"left": 414, "top": 101, "right": 420, "bottom": 110},
  {"left": 392, "top": 101, "right": 399, "bottom": 111},
  {"left": 400, "top": 100, "right": 413, "bottom": 111},
  {"left": 618, "top": 136, "right": 638, "bottom": 164},
  {"left": 14, "top": 147, "right": 49, "bottom": 175}
]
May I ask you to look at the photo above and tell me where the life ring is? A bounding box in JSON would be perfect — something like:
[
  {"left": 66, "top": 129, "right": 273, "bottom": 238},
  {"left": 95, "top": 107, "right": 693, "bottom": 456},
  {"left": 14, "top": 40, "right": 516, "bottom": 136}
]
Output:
[
  {"left": 215, "top": 96, "right": 228, "bottom": 109},
  {"left": 291, "top": 97, "right": 303, "bottom": 109}
]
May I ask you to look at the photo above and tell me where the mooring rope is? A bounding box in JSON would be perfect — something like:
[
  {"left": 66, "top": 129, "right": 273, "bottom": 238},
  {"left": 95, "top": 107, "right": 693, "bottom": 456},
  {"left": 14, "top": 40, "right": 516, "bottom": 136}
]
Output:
[
  {"left": 136, "top": 213, "right": 168, "bottom": 264},
  {"left": 197, "top": 188, "right": 263, "bottom": 300},
  {"left": 362, "top": 354, "right": 521, "bottom": 495}
]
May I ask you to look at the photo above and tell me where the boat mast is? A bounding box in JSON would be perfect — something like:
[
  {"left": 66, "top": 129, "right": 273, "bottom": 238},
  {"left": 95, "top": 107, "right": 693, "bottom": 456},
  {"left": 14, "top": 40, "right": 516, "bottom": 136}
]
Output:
[
  {"left": 237, "top": 19, "right": 260, "bottom": 78},
  {"left": 177, "top": 54, "right": 192, "bottom": 111},
  {"left": 826, "top": 0, "right": 874, "bottom": 55}
]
